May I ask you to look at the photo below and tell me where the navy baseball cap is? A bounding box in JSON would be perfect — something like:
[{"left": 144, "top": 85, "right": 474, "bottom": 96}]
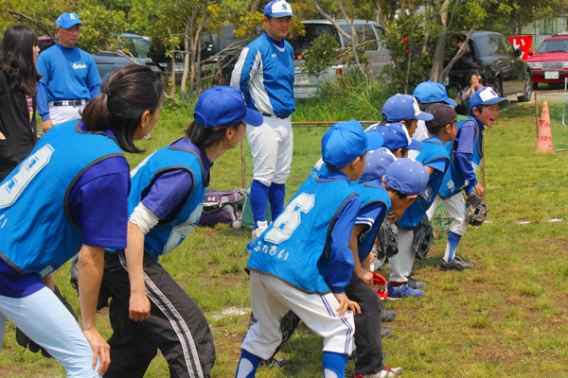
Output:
[
  {"left": 264, "top": 1, "right": 294, "bottom": 18},
  {"left": 413, "top": 80, "right": 457, "bottom": 106},
  {"left": 322, "top": 120, "right": 384, "bottom": 168},
  {"left": 426, "top": 103, "right": 458, "bottom": 128},
  {"left": 384, "top": 158, "right": 429, "bottom": 195},
  {"left": 382, "top": 94, "right": 434, "bottom": 122},
  {"left": 375, "top": 122, "right": 423, "bottom": 152},
  {"left": 56, "top": 13, "right": 83, "bottom": 29},
  {"left": 469, "top": 87, "right": 510, "bottom": 112},
  {"left": 194, "top": 86, "right": 263, "bottom": 128},
  {"left": 360, "top": 147, "right": 396, "bottom": 183}
]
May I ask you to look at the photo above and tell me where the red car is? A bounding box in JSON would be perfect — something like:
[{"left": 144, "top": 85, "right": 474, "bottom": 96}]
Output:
[{"left": 526, "top": 32, "right": 568, "bottom": 89}]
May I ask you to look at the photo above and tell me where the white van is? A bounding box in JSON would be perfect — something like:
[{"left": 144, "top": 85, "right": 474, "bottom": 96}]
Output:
[{"left": 289, "top": 19, "right": 392, "bottom": 99}]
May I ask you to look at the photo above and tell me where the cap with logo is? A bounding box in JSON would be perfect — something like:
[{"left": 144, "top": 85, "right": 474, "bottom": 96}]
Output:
[
  {"left": 426, "top": 103, "right": 458, "bottom": 129},
  {"left": 384, "top": 158, "right": 429, "bottom": 195},
  {"left": 56, "top": 13, "right": 83, "bottom": 29},
  {"left": 264, "top": 0, "right": 294, "bottom": 18},
  {"left": 469, "top": 87, "right": 510, "bottom": 112},
  {"left": 322, "top": 120, "right": 384, "bottom": 168},
  {"left": 382, "top": 94, "right": 434, "bottom": 122},
  {"left": 360, "top": 147, "right": 396, "bottom": 183},
  {"left": 374, "top": 122, "right": 423, "bottom": 152},
  {"left": 194, "top": 86, "right": 263, "bottom": 128},
  {"left": 413, "top": 80, "right": 457, "bottom": 106}
]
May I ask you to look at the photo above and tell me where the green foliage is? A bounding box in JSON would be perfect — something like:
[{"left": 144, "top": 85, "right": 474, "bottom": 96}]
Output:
[{"left": 300, "top": 33, "right": 339, "bottom": 77}]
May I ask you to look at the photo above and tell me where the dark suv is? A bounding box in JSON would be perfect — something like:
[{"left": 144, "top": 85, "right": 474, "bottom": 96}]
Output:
[{"left": 445, "top": 31, "right": 532, "bottom": 102}]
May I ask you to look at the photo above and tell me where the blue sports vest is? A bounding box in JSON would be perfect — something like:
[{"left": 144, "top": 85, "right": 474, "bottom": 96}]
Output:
[
  {"left": 396, "top": 137, "right": 450, "bottom": 230},
  {"left": 438, "top": 117, "right": 483, "bottom": 199},
  {"left": 353, "top": 181, "right": 390, "bottom": 262},
  {"left": 246, "top": 175, "right": 357, "bottom": 294},
  {"left": 0, "top": 121, "right": 123, "bottom": 276},
  {"left": 128, "top": 139, "right": 207, "bottom": 261}
]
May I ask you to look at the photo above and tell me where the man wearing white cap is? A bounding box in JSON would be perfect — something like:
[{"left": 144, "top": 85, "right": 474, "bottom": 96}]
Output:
[
  {"left": 231, "top": 1, "right": 295, "bottom": 241},
  {"left": 36, "top": 12, "right": 101, "bottom": 133}
]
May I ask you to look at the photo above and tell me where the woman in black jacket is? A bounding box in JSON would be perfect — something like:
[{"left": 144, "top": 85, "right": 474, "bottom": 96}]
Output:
[{"left": 0, "top": 25, "right": 41, "bottom": 180}]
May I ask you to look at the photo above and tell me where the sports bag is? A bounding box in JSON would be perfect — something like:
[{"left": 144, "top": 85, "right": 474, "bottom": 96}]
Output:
[{"left": 198, "top": 189, "right": 247, "bottom": 229}]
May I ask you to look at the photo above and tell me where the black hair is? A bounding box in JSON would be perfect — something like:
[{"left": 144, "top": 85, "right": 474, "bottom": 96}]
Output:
[
  {"left": 81, "top": 65, "right": 163, "bottom": 153},
  {"left": 470, "top": 104, "right": 485, "bottom": 116},
  {"left": 384, "top": 184, "right": 409, "bottom": 200},
  {"left": 0, "top": 25, "right": 41, "bottom": 96},
  {"left": 324, "top": 151, "right": 366, "bottom": 171},
  {"left": 185, "top": 120, "right": 243, "bottom": 149}
]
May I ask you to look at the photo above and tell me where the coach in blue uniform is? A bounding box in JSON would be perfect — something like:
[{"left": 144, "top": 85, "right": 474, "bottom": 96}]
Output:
[
  {"left": 36, "top": 13, "right": 101, "bottom": 133},
  {"left": 101, "top": 87, "right": 262, "bottom": 378},
  {"left": 230, "top": 0, "right": 295, "bottom": 239},
  {"left": 0, "top": 65, "right": 162, "bottom": 377}
]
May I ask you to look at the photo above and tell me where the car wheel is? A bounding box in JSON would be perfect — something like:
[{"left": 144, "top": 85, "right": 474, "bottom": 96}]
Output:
[
  {"left": 533, "top": 82, "right": 538, "bottom": 90},
  {"left": 492, "top": 77, "right": 504, "bottom": 97},
  {"left": 518, "top": 71, "right": 533, "bottom": 102}
]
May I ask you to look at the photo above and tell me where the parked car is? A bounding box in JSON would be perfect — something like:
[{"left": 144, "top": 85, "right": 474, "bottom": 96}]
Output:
[
  {"left": 288, "top": 19, "right": 392, "bottom": 99},
  {"left": 38, "top": 33, "right": 149, "bottom": 85},
  {"left": 526, "top": 32, "right": 568, "bottom": 89},
  {"left": 444, "top": 31, "right": 532, "bottom": 102}
]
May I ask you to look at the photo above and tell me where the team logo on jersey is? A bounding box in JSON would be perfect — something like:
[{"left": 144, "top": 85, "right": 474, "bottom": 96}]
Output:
[
  {"left": 272, "top": 53, "right": 276, "bottom": 58},
  {"left": 72, "top": 63, "right": 87, "bottom": 69}
]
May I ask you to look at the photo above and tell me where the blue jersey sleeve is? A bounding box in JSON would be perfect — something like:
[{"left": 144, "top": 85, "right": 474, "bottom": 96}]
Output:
[
  {"left": 36, "top": 82, "right": 50, "bottom": 121},
  {"left": 141, "top": 168, "right": 194, "bottom": 222},
  {"left": 327, "top": 195, "right": 359, "bottom": 293}
]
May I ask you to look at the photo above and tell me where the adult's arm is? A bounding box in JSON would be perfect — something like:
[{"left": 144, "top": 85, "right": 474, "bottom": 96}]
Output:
[
  {"left": 77, "top": 244, "right": 110, "bottom": 376},
  {"left": 89, "top": 84, "right": 101, "bottom": 100},
  {"left": 36, "top": 83, "right": 53, "bottom": 132}
]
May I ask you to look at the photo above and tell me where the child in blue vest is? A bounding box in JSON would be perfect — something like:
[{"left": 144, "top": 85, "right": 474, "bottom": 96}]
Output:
[
  {"left": 100, "top": 86, "right": 263, "bottom": 378},
  {"left": 426, "top": 87, "right": 509, "bottom": 271},
  {"left": 349, "top": 158, "right": 429, "bottom": 378},
  {"left": 235, "top": 120, "right": 383, "bottom": 378},
  {"left": 388, "top": 103, "right": 458, "bottom": 299},
  {"left": 372, "top": 94, "right": 434, "bottom": 138}
]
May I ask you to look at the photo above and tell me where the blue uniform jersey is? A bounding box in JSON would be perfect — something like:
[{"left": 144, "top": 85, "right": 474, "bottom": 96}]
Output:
[
  {"left": 126, "top": 138, "right": 209, "bottom": 261},
  {"left": 247, "top": 172, "right": 358, "bottom": 294},
  {"left": 439, "top": 117, "right": 483, "bottom": 199},
  {"left": 0, "top": 121, "right": 125, "bottom": 278},
  {"left": 36, "top": 44, "right": 101, "bottom": 102},
  {"left": 353, "top": 181, "right": 391, "bottom": 262},
  {"left": 231, "top": 33, "right": 295, "bottom": 117},
  {"left": 397, "top": 136, "right": 450, "bottom": 230}
]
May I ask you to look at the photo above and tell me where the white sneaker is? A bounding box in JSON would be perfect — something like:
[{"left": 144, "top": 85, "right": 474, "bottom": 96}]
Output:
[{"left": 252, "top": 220, "right": 268, "bottom": 240}]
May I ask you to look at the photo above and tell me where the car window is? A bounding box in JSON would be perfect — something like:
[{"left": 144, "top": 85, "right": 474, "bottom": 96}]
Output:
[
  {"left": 288, "top": 24, "right": 339, "bottom": 55},
  {"left": 498, "top": 35, "right": 515, "bottom": 55},
  {"left": 537, "top": 38, "right": 568, "bottom": 53},
  {"left": 474, "top": 35, "right": 504, "bottom": 57},
  {"left": 338, "top": 23, "right": 378, "bottom": 51}
]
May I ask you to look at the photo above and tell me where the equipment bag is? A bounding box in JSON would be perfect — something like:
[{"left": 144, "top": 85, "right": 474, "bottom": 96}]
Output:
[{"left": 198, "top": 189, "right": 247, "bottom": 229}]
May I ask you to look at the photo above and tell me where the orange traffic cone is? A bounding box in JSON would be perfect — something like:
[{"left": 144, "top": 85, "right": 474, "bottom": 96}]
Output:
[{"left": 536, "top": 102, "right": 554, "bottom": 153}]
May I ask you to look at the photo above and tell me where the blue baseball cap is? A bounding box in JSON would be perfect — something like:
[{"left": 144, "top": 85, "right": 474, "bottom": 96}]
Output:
[
  {"left": 56, "top": 13, "right": 83, "bottom": 29},
  {"left": 382, "top": 94, "right": 434, "bottom": 122},
  {"left": 375, "top": 122, "right": 423, "bottom": 152},
  {"left": 194, "top": 86, "right": 263, "bottom": 128},
  {"left": 384, "top": 158, "right": 429, "bottom": 195},
  {"left": 413, "top": 80, "right": 457, "bottom": 106},
  {"left": 322, "top": 120, "right": 384, "bottom": 168},
  {"left": 469, "top": 87, "right": 510, "bottom": 112},
  {"left": 360, "top": 147, "right": 396, "bottom": 183},
  {"left": 264, "top": 1, "right": 294, "bottom": 18}
]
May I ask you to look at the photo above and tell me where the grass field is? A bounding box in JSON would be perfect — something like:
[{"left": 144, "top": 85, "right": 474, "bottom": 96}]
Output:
[{"left": 2, "top": 92, "right": 568, "bottom": 377}]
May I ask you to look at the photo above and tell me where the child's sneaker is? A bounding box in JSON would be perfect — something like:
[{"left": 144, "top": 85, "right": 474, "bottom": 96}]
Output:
[
  {"left": 440, "top": 255, "right": 473, "bottom": 271},
  {"left": 387, "top": 283, "right": 423, "bottom": 300},
  {"left": 354, "top": 366, "right": 403, "bottom": 378},
  {"left": 252, "top": 220, "right": 268, "bottom": 240}
]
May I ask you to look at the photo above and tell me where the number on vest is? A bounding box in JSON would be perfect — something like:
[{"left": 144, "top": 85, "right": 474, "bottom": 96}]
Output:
[
  {"left": 0, "top": 145, "right": 54, "bottom": 208},
  {"left": 264, "top": 193, "right": 314, "bottom": 243}
]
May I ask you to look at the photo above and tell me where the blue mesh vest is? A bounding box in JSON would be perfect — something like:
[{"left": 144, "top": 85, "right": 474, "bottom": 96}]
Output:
[
  {"left": 353, "top": 181, "right": 390, "bottom": 262},
  {"left": 128, "top": 139, "right": 207, "bottom": 261},
  {"left": 246, "top": 175, "right": 356, "bottom": 294},
  {"left": 396, "top": 137, "right": 450, "bottom": 230},
  {"left": 439, "top": 117, "right": 483, "bottom": 199},
  {"left": 0, "top": 121, "right": 123, "bottom": 276}
]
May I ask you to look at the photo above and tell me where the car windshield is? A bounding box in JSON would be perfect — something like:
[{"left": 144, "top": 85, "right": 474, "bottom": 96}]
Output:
[
  {"left": 537, "top": 39, "right": 568, "bottom": 53},
  {"left": 288, "top": 24, "right": 339, "bottom": 55}
]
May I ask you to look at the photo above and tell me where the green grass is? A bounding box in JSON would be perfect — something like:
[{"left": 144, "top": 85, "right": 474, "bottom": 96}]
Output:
[{"left": 4, "top": 88, "right": 568, "bottom": 377}]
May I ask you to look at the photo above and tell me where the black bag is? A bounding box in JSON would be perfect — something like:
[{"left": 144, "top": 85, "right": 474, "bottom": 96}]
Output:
[{"left": 198, "top": 189, "right": 247, "bottom": 229}]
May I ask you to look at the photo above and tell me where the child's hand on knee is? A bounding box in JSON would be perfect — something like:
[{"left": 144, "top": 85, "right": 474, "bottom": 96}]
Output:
[{"left": 333, "top": 292, "right": 361, "bottom": 316}]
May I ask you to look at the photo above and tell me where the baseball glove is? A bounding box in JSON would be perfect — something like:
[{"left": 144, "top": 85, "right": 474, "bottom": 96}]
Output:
[
  {"left": 376, "top": 220, "right": 398, "bottom": 258},
  {"left": 465, "top": 193, "right": 489, "bottom": 226},
  {"left": 370, "top": 271, "right": 388, "bottom": 300},
  {"left": 412, "top": 215, "right": 434, "bottom": 260},
  {"left": 16, "top": 285, "right": 77, "bottom": 358}
]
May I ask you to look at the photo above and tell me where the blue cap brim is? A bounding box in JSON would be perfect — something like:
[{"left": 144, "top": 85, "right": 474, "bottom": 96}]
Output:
[
  {"left": 444, "top": 98, "right": 458, "bottom": 106},
  {"left": 416, "top": 111, "right": 435, "bottom": 121},
  {"left": 365, "top": 132, "right": 384, "bottom": 151},
  {"left": 408, "top": 139, "right": 423, "bottom": 150},
  {"left": 244, "top": 108, "right": 263, "bottom": 127}
]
